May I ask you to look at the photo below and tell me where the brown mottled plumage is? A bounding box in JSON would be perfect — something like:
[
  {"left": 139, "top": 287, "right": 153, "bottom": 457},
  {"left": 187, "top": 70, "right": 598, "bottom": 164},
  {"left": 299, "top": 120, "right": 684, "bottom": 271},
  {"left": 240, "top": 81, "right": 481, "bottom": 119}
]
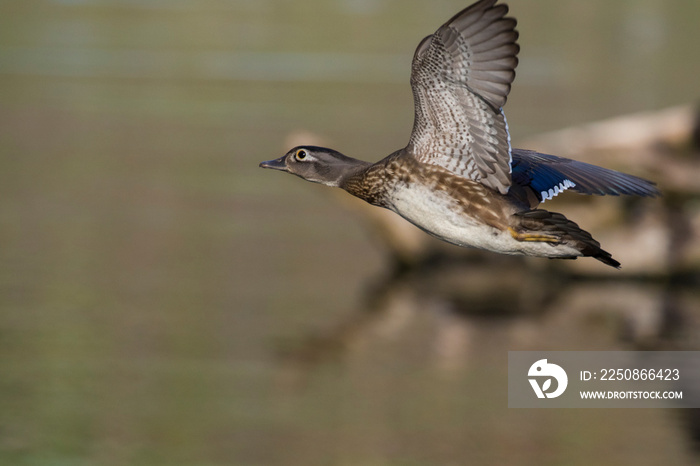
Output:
[
  {"left": 342, "top": 152, "right": 512, "bottom": 230},
  {"left": 260, "top": 0, "right": 659, "bottom": 268}
]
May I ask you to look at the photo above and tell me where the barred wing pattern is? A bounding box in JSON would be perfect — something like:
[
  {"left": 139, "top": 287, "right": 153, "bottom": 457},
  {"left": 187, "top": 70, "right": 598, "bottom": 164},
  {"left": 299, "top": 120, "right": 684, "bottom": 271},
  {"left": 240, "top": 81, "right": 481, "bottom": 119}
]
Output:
[{"left": 407, "top": 0, "right": 519, "bottom": 194}]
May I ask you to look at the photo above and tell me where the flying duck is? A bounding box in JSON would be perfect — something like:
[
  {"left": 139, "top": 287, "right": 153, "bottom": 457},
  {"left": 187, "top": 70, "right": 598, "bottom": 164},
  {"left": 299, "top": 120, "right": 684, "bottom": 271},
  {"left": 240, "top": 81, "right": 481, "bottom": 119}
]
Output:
[{"left": 260, "top": 0, "right": 659, "bottom": 268}]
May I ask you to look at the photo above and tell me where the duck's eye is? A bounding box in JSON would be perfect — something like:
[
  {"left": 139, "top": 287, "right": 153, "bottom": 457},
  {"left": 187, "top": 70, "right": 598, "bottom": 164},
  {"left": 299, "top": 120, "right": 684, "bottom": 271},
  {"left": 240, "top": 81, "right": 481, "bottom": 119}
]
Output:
[{"left": 295, "top": 149, "right": 307, "bottom": 161}]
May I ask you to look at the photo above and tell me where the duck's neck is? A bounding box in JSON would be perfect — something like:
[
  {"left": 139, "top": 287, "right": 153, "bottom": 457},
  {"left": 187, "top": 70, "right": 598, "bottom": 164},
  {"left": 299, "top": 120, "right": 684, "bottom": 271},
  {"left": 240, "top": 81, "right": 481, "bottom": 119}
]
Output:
[
  {"left": 323, "top": 156, "right": 370, "bottom": 188},
  {"left": 340, "top": 151, "right": 404, "bottom": 206}
]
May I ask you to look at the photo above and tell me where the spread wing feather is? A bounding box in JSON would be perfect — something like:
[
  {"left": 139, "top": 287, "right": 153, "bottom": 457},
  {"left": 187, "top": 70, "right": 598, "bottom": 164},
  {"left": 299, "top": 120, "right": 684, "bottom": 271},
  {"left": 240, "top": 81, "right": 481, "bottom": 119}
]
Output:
[
  {"left": 511, "top": 149, "right": 660, "bottom": 205},
  {"left": 407, "top": 0, "right": 519, "bottom": 194}
]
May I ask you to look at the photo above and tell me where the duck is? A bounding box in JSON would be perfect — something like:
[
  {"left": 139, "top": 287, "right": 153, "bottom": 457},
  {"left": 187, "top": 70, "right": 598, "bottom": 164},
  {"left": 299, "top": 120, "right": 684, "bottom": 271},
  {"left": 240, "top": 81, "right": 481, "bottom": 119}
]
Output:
[{"left": 260, "top": 0, "right": 659, "bottom": 268}]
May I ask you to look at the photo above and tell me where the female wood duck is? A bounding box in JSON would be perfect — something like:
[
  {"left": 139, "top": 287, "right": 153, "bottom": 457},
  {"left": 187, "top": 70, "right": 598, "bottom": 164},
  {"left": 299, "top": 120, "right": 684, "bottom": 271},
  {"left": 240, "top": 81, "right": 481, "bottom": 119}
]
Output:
[{"left": 260, "top": 0, "right": 659, "bottom": 268}]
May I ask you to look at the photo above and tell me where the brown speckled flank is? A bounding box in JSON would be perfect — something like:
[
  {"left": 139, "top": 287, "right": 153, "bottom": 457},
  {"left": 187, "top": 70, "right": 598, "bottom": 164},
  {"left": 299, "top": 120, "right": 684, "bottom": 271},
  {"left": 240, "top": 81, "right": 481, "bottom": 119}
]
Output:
[{"left": 260, "top": 0, "right": 659, "bottom": 268}]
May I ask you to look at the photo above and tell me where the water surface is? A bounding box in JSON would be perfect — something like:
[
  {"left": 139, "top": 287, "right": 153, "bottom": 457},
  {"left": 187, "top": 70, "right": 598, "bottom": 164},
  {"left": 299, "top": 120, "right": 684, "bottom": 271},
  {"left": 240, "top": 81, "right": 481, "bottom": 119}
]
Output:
[{"left": 1, "top": 0, "right": 700, "bottom": 464}]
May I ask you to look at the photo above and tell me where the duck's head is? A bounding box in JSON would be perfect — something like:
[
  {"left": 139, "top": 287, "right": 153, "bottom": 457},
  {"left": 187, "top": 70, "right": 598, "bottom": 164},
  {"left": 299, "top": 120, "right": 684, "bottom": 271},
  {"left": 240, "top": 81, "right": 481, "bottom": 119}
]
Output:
[{"left": 259, "top": 146, "right": 368, "bottom": 187}]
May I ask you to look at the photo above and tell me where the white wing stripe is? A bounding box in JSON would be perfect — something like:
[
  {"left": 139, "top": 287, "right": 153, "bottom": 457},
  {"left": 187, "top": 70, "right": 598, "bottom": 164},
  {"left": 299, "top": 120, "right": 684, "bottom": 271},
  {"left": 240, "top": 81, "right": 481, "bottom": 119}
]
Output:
[{"left": 540, "top": 179, "right": 576, "bottom": 202}]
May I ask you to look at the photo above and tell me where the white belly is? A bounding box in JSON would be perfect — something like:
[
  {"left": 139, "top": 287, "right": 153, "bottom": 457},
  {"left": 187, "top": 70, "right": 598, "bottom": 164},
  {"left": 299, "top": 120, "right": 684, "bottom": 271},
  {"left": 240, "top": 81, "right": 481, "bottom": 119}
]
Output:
[{"left": 386, "top": 183, "right": 581, "bottom": 258}]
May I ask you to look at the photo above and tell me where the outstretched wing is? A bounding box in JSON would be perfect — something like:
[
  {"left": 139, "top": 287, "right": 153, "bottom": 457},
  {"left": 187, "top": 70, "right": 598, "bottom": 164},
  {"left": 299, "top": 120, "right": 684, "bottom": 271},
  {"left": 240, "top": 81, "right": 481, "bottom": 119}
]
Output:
[
  {"left": 511, "top": 148, "right": 660, "bottom": 206},
  {"left": 407, "top": 0, "right": 519, "bottom": 194}
]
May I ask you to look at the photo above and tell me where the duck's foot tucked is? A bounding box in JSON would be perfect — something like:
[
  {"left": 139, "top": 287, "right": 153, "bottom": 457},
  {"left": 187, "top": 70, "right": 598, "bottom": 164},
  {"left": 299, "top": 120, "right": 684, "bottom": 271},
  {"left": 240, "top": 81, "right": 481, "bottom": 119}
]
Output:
[{"left": 508, "top": 227, "right": 560, "bottom": 243}]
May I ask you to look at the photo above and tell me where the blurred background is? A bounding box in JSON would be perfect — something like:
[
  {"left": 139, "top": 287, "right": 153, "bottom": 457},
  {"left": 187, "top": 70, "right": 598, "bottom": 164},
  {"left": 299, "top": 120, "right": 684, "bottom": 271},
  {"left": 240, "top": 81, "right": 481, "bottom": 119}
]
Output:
[{"left": 2, "top": 0, "right": 700, "bottom": 464}]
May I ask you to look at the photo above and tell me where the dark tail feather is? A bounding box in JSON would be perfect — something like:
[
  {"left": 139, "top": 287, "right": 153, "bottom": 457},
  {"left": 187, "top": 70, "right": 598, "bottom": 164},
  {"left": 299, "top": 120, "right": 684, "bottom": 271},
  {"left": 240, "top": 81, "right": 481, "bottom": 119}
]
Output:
[{"left": 515, "top": 209, "right": 621, "bottom": 269}]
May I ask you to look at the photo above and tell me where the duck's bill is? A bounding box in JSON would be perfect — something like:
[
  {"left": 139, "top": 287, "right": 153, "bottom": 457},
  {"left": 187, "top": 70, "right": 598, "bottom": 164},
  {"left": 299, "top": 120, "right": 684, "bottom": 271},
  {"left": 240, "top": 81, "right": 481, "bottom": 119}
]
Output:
[{"left": 259, "top": 156, "right": 287, "bottom": 171}]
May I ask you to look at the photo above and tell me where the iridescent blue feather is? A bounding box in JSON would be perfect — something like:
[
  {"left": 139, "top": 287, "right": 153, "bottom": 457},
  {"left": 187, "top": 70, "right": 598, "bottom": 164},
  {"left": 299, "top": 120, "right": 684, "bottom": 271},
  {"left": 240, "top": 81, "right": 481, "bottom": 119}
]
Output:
[{"left": 511, "top": 149, "right": 659, "bottom": 203}]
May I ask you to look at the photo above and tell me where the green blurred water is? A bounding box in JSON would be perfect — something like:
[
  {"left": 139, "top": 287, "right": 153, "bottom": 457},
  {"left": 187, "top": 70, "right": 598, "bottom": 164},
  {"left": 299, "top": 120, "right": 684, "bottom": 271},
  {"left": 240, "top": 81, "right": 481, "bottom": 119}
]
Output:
[{"left": 1, "top": 0, "right": 700, "bottom": 465}]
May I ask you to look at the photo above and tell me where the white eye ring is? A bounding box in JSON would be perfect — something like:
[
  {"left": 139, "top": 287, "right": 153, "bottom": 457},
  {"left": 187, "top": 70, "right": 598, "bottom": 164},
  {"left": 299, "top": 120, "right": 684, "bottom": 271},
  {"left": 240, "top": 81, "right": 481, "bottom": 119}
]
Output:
[{"left": 295, "top": 149, "right": 308, "bottom": 160}]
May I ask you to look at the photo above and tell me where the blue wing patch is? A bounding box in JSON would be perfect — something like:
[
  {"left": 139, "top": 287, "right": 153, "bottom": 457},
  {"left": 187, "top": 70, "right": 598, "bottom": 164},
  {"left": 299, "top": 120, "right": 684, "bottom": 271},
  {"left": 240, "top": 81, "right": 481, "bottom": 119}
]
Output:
[{"left": 511, "top": 149, "right": 659, "bottom": 203}]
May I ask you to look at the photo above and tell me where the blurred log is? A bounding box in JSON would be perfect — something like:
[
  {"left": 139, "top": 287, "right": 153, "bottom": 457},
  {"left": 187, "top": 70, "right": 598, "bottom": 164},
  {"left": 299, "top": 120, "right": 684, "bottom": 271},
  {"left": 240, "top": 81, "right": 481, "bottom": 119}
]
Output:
[{"left": 522, "top": 104, "right": 697, "bottom": 157}]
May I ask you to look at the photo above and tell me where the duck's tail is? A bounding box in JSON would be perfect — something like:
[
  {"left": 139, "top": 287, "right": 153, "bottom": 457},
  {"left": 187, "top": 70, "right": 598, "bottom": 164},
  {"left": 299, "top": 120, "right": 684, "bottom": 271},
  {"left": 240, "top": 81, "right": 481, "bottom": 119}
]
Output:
[{"left": 511, "top": 209, "right": 620, "bottom": 269}]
